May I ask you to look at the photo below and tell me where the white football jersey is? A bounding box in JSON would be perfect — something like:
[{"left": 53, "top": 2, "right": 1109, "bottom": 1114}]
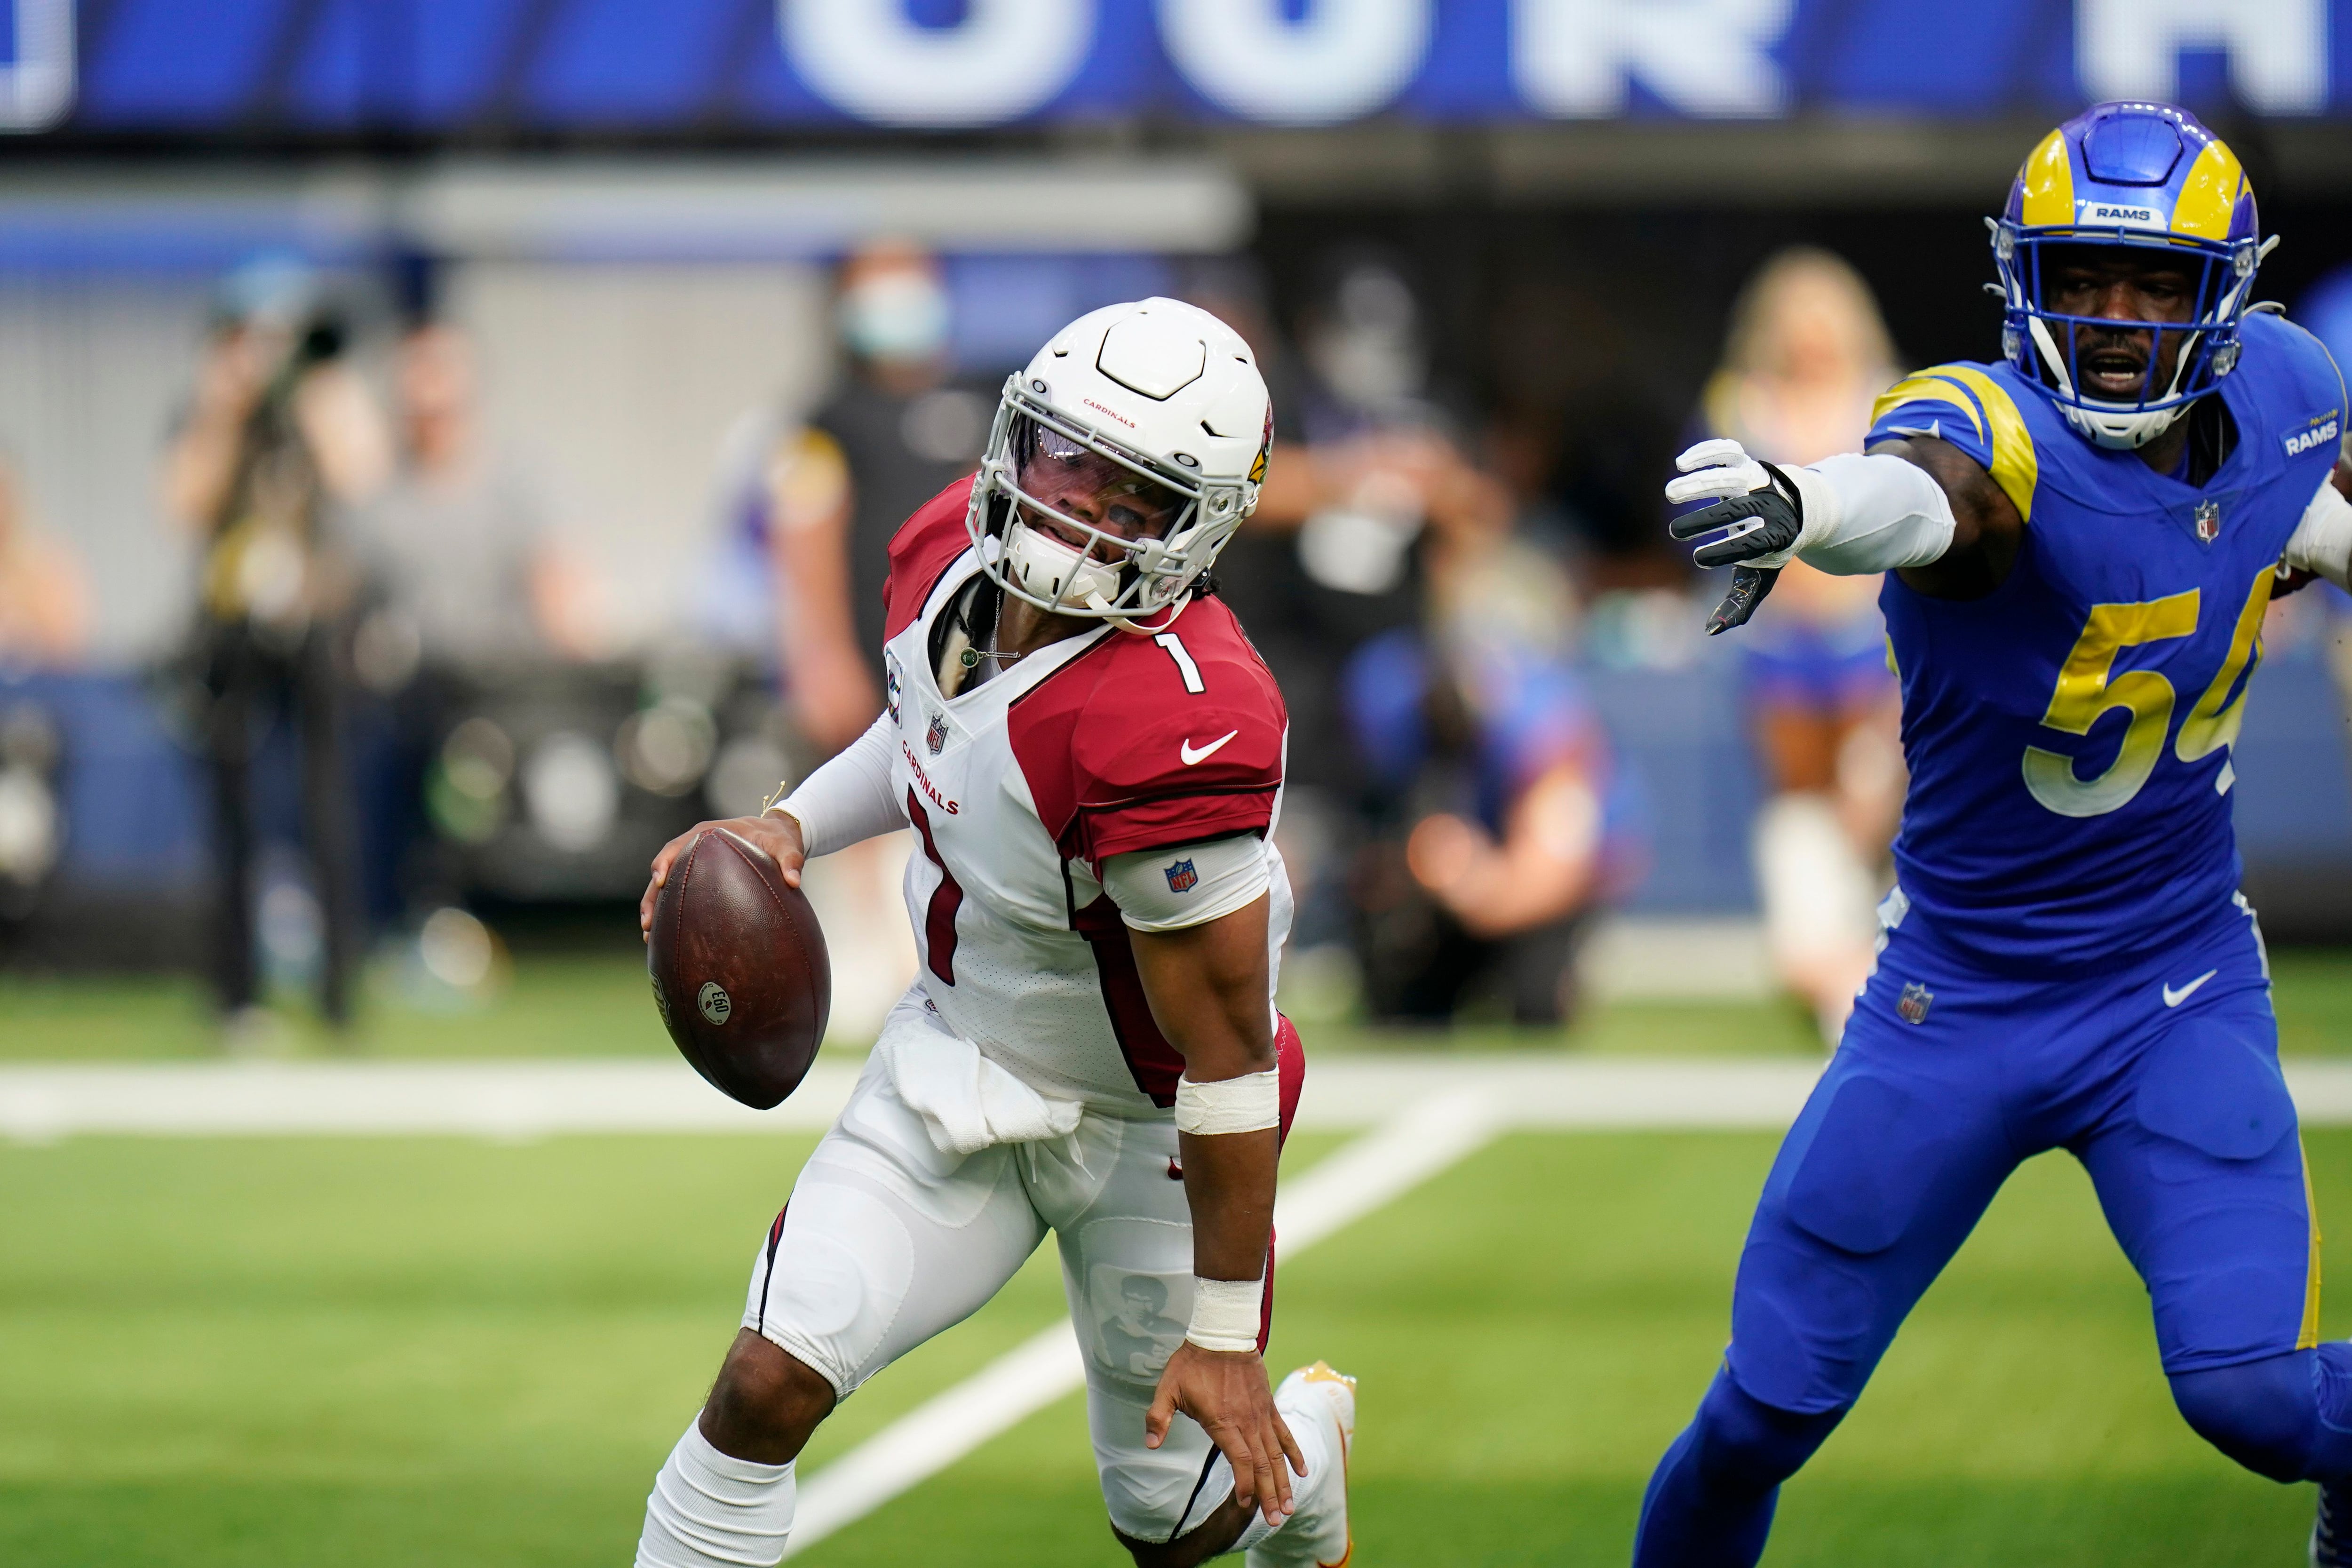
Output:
[{"left": 876, "top": 479, "right": 1293, "bottom": 1114}]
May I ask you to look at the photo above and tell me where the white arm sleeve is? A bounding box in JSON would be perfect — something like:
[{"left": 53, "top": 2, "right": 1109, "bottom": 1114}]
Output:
[
  {"left": 1102, "top": 834, "right": 1271, "bottom": 933},
  {"left": 1779, "top": 451, "right": 1960, "bottom": 575},
  {"left": 767, "top": 713, "right": 901, "bottom": 857},
  {"left": 2285, "top": 474, "right": 2352, "bottom": 591}
]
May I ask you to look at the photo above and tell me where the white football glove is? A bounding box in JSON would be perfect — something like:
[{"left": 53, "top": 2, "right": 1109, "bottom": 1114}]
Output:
[{"left": 1665, "top": 438, "right": 1806, "bottom": 634}]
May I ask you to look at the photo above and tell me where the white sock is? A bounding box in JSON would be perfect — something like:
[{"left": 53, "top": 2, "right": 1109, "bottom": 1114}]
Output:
[
  {"left": 636, "top": 1419, "right": 796, "bottom": 1568},
  {"left": 1194, "top": 1402, "right": 1335, "bottom": 1560}
]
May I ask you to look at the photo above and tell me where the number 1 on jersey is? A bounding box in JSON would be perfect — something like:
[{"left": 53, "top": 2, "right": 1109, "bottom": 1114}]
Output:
[{"left": 1154, "top": 632, "right": 1205, "bottom": 694}]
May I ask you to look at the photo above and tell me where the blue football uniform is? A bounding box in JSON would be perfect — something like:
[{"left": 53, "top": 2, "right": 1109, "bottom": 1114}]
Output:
[{"left": 1722, "top": 310, "right": 2346, "bottom": 1423}]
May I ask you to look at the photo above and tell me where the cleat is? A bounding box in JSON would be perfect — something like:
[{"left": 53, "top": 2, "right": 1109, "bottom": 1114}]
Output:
[
  {"left": 2320, "top": 1483, "right": 2352, "bottom": 1567},
  {"left": 1250, "top": 1362, "right": 1355, "bottom": 1568}
]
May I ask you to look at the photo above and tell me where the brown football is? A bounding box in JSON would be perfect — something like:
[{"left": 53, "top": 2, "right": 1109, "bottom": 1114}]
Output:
[{"left": 646, "top": 827, "right": 830, "bottom": 1109}]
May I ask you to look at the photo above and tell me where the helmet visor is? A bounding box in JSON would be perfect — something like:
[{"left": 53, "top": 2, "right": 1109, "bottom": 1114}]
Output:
[{"left": 1012, "top": 419, "right": 1188, "bottom": 557}]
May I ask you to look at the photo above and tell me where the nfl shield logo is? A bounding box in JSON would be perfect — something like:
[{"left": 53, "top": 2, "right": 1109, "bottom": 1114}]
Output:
[
  {"left": 1897, "top": 980, "right": 1934, "bottom": 1025},
  {"left": 1164, "top": 858, "right": 1199, "bottom": 893},
  {"left": 2195, "top": 499, "right": 2223, "bottom": 544},
  {"left": 925, "top": 713, "right": 948, "bottom": 754}
]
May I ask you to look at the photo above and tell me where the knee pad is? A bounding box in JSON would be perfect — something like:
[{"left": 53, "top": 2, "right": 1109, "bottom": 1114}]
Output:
[
  {"left": 2169, "top": 1352, "right": 2325, "bottom": 1482},
  {"left": 1691, "top": 1368, "right": 1848, "bottom": 1495}
]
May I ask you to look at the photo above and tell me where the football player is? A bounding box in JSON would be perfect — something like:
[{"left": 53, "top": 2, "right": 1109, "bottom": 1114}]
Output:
[
  {"left": 634, "top": 300, "right": 1353, "bottom": 1568},
  {"left": 1641, "top": 103, "right": 2352, "bottom": 1564}
]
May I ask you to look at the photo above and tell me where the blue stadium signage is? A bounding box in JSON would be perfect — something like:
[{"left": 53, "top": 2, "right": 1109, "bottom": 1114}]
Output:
[{"left": 9, "top": 0, "right": 2352, "bottom": 135}]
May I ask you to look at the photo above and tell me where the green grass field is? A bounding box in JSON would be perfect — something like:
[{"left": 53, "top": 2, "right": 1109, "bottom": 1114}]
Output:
[
  {"left": 7, "top": 943, "right": 2352, "bottom": 1061},
  {"left": 0, "top": 1129, "right": 2336, "bottom": 1566},
  {"left": 4, "top": 949, "right": 2350, "bottom": 1564}
]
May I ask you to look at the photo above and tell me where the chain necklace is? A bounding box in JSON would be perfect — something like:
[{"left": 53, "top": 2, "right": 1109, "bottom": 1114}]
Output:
[{"left": 954, "top": 583, "right": 1023, "bottom": 671}]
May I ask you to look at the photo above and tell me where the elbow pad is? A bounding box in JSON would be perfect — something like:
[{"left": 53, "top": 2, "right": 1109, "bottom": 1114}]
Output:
[
  {"left": 2285, "top": 476, "right": 2352, "bottom": 591},
  {"left": 1781, "top": 452, "right": 1958, "bottom": 575}
]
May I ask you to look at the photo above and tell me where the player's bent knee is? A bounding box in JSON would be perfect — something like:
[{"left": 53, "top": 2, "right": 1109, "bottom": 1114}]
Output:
[
  {"left": 1692, "top": 1369, "right": 1848, "bottom": 1493},
  {"left": 701, "top": 1329, "right": 838, "bottom": 1466},
  {"left": 2169, "top": 1353, "right": 2322, "bottom": 1483},
  {"left": 1111, "top": 1492, "right": 1249, "bottom": 1568}
]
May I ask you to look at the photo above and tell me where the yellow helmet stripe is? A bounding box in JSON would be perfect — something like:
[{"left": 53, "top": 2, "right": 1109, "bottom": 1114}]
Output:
[
  {"left": 2018, "top": 128, "right": 2073, "bottom": 228},
  {"left": 2171, "top": 137, "right": 2247, "bottom": 242}
]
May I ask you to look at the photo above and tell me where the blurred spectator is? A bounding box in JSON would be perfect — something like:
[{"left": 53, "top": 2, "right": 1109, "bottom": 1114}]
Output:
[
  {"left": 351, "top": 321, "right": 597, "bottom": 671},
  {"left": 0, "top": 452, "right": 90, "bottom": 667},
  {"left": 1693, "top": 247, "right": 1906, "bottom": 1043},
  {"left": 159, "top": 259, "right": 391, "bottom": 1040},
  {"left": 701, "top": 239, "right": 991, "bottom": 1036},
  {"left": 755, "top": 238, "right": 991, "bottom": 755},
  {"left": 1187, "top": 253, "right": 1509, "bottom": 981},
  {"left": 345, "top": 319, "right": 596, "bottom": 933},
  {"left": 1343, "top": 472, "right": 1644, "bottom": 1027}
]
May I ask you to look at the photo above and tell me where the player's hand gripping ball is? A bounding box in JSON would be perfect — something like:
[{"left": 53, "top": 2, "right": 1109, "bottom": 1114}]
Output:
[{"left": 643, "top": 819, "right": 830, "bottom": 1109}]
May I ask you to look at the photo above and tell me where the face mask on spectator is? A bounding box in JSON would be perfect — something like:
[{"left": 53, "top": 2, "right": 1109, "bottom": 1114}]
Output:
[{"left": 839, "top": 272, "right": 951, "bottom": 364}]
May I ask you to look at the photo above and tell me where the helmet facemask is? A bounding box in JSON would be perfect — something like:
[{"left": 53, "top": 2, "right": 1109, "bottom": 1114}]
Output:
[
  {"left": 1995, "top": 225, "right": 2263, "bottom": 449},
  {"left": 969, "top": 375, "right": 1250, "bottom": 633}
]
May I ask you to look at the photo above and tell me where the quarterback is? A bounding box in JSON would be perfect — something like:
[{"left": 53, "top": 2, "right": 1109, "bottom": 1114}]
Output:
[
  {"left": 634, "top": 299, "right": 1352, "bottom": 1568},
  {"left": 1643, "top": 103, "right": 2352, "bottom": 1563}
]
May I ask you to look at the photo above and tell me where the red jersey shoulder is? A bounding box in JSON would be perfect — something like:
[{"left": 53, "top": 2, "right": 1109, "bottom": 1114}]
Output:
[
  {"left": 882, "top": 477, "right": 979, "bottom": 641},
  {"left": 1009, "top": 597, "right": 1286, "bottom": 868}
]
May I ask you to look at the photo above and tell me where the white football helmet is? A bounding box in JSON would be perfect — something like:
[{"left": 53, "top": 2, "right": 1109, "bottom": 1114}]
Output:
[{"left": 967, "top": 297, "right": 1272, "bottom": 634}]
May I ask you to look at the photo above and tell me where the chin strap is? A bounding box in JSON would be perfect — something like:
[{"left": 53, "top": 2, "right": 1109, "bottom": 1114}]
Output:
[{"left": 1090, "top": 590, "right": 1188, "bottom": 637}]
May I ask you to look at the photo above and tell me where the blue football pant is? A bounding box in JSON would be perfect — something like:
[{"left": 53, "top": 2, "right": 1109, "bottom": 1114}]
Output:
[{"left": 1635, "top": 899, "right": 2342, "bottom": 1567}]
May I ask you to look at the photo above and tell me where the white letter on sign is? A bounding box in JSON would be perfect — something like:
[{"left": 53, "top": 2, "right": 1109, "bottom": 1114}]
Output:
[
  {"left": 2078, "top": 0, "right": 2325, "bottom": 115},
  {"left": 780, "top": 0, "right": 1094, "bottom": 128},
  {"left": 1158, "top": 0, "right": 1431, "bottom": 126},
  {"left": 1511, "top": 0, "right": 1791, "bottom": 118}
]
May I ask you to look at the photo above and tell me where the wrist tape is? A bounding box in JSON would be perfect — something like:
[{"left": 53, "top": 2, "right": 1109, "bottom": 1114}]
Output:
[
  {"left": 1187, "top": 1275, "right": 1265, "bottom": 1354},
  {"left": 1173, "top": 1068, "right": 1280, "bottom": 1137}
]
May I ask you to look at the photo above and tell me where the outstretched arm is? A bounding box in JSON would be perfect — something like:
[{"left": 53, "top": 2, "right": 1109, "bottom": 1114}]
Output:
[
  {"left": 1868, "top": 436, "right": 2026, "bottom": 599},
  {"left": 1127, "top": 891, "right": 1304, "bottom": 1531},
  {"left": 2281, "top": 454, "right": 2352, "bottom": 591},
  {"left": 1665, "top": 435, "right": 2024, "bottom": 628}
]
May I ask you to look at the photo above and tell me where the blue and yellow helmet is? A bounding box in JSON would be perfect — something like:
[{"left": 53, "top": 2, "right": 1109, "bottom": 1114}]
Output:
[{"left": 1993, "top": 101, "right": 2272, "bottom": 449}]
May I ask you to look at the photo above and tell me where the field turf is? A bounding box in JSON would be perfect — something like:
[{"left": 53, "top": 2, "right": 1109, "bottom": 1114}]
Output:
[
  {"left": 8, "top": 943, "right": 2352, "bottom": 1060},
  {"left": 0, "top": 1125, "right": 2340, "bottom": 1565},
  {"left": 5, "top": 949, "right": 2351, "bottom": 1563}
]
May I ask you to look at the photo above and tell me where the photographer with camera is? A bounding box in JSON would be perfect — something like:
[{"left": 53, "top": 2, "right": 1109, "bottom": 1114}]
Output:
[{"left": 160, "top": 260, "right": 391, "bottom": 1044}]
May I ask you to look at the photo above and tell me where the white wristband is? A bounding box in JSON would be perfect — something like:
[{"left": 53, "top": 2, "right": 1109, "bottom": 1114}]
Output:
[
  {"left": 1186, "top": 1275, "right": 1264, "bottom": 1354},
  {"left": 1173, "top": 1069, "right": 1280, "bottom": 1136}
]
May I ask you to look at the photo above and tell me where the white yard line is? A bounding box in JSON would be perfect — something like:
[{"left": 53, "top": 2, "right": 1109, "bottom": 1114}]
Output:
[
  {"left": 785, "top": 1088, "right": 1502, "bottom": 1558},
  {"left": 8, "top": 1056, "right": 2352, "bottom": 1140}
]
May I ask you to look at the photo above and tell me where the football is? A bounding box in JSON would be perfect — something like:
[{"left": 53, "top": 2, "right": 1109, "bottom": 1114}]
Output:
[{"left": 645, "top": 827, "right": 831, "bottom": 1109}]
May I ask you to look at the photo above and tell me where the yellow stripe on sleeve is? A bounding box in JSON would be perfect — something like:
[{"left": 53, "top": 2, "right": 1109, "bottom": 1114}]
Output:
[
  {"left": 1922, "top": 366, "right": 2039, "bottom": 523},
  {"left": 1871, "top": 372, "right": 1987, "bottom": 443}
]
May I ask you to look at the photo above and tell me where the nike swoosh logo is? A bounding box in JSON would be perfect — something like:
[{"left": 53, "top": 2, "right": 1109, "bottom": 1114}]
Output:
[
  {"left": 2162, "top": 969, "right": 2219, "bottom": 1008},
  {"left": 1179, "top": 730, "right": 1239, "bottom": 766}
]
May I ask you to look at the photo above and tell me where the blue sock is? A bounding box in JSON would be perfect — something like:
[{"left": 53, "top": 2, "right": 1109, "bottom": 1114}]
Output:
[
  {"left": 2170, "top": 1344, "right": 2352, "bottom": 1484},
  {"left": 1632, "top": 1369, "right": 1846, "bottom": 1568}
]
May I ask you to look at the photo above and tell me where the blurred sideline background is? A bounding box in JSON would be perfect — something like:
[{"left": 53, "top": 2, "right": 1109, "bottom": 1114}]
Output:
[
  {"left": 7, "top": 2, "right": 2352, "bottom": 1057},
  {"left": 13, "top": 8, "right": 2352, "bottom": 1568}
]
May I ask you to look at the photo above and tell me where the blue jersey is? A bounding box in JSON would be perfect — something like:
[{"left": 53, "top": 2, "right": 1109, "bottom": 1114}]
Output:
[{"left": 1864, "top": 311, "right": 2345, "bottom": 972}]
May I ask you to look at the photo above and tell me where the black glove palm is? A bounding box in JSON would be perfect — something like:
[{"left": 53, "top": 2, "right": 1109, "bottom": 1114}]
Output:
[{"left": 1667, "top": 460, "right": 1803, "bottom": 634}]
